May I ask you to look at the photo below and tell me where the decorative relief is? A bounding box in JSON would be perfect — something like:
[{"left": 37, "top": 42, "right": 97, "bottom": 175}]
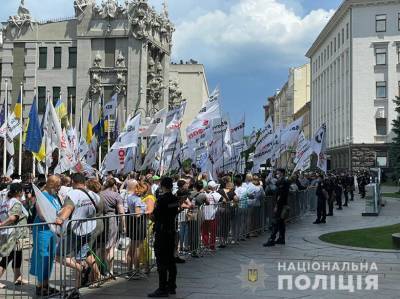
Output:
[
  {"left": 168, "top": 80, "right": 183, "bottom": 109},
  {"left": 93, "top": 0, "right": 128, "bottom": 19},
  {"left": 115, "top": 52, "right": 126, "bottom": 67},
  {"left": 146, "top": 46, "right": 165, "bottom": 106}
]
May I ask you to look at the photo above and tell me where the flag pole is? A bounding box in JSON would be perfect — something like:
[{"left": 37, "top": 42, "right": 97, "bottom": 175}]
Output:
[
  {"left": 3, "top": 79, "right": 8, "bottom": 176},
  {"left": 98, "top": 94, "right": 102, "bottom": 171},
  {"left": 18, "top": 82, "right": 23, "bottom": 176},
  {"left": 70, "top": 93, "right": 73, "bottom": 128},
  {"left": 32, "top": 88, "right": 36, "bottom": 178},
  {"left": 46, "top": 89, "right": 50, "bottom": 176},
  {"left": 80, "top": 98, "right": 83, "bottom": 138}
]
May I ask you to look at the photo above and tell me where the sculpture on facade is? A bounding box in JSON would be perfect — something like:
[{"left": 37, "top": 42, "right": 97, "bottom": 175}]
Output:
[
  {"left": 147, "top": 51, "right": 165, "bottom": 106},
  {"left": 93, "top": 0, "right": 128, "bottom": 19},
  {"left": 115, "top": 72, "right": 127, "bottom": 94},
  {"left": 74, "top": 0, "right": 92, "bottom": 16},
  {"left": 169, "top": 80, "right": 183, "bottom": 109},
  {"left": 89, "top": 73, "right": 102, "bottom": 96},
  {"left": 7, "top": 0, "right": 33, "bottom": 33},
  {"left": 93, "top": 54, "right": 102, "bottom": 67},
  {"left": 115, "top": 52, "right": 126, "bottom": 67}
]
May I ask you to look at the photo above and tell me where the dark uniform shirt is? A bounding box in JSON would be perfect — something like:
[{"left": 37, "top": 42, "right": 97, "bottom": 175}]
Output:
[{"left": 153, "top": 191, "right": 180, "bottom": 234}]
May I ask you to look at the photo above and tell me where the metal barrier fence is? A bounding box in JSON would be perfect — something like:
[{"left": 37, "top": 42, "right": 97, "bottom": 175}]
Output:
[{"left": 0, "top": 188, "right": 317, "bottom": 298}]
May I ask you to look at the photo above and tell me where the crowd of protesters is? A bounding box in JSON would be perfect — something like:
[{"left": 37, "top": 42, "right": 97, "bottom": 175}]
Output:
[{"left": 0, "top": 167, "right": 372, "bottom": 297}]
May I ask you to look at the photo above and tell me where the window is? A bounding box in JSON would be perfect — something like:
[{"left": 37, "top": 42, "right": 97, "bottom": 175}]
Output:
[
  {"left": 39, "top": 47, "right": 47, "bottom": 69},
  {"left": 376, "top": 81, "right": 387, "bottom": 98},
  {"left": 375, "top": 48, "right": 387, "bottom": 65},
  {"left": 54, "top": 47, "right": 62, "bottom": 68},
  {"left": 67, "top": 87, "right": 76, "bottom": 116},
  {"left": 38, "top": 86, "right": 46, "bottom": 114},
  {"left": 342, "top": 28, "right": 345, "bottom": 44},
  {"left": 376, "top": 118, "right": 387, "bottom": 135},
  {"left": 398, "top": 13, "right": 400, "bottom": 30},
  {"left": 346, "top": 23, "right": 349, "bottom": 39},
  {"left": 338, "top": 33, "right": 340, "bottom": 49},
  {"left": 376, "top": 153, "right": 388, "bottom": 167},
  {"left": 330, "top": 41, "right": 333, "bottom": 56},
  {"left": 68, "top": 47, "right": 77, "bottom": 68},
  {"left": 53, "top": 87, "right": 61, "bottom": 106},
  {"left": 376, "top": 14, "right": 386, "bottom": 32},
  {"left": 334, "top": 38, "right": 336, "bottom": 52},
  {"left": 105, "top": 39, "right": 116, "bottom": 67}
]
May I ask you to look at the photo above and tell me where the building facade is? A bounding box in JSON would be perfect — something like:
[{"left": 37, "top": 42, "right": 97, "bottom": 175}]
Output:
[
  {"left": 266, "top": 63, "right": 311, "bottom": 168},
  {"left": 306, "top": 0, "right": 399, "bottom": 171},
  {"left": 0, "top": 0, "right": 176, "bottom": 132},
  {"left": 170, "top": 62, "right": 209, "bottom": 141}
]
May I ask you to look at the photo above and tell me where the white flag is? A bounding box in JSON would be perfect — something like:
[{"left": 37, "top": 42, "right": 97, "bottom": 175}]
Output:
[
  {"left": 6, "top": 157, "right": 14, "bottom": 177},
  {"left": 280, "top": 117, "right": 303, "bottom": 151},
  {"left": 186, "top": 118, "right": 213, "bottom": 145},
  {"left": 223, "top": 124, "right": 232, "bottom": 158},
  {"left": 86, "top": 138, "right": 98, "bottom": 166},
  {"left": 104, "top": 93, "right": 118, "bottom": 118},
  {"left": 195, "top": 88, "right": 221, "bottom": 122},
  {"left": 101, "top": 148, "right": 126, "bottom": 174},
  {"left": 312, "top": 123, "right": 327, "bottom": 173},
  {"left": 254, "top": 117, "right": 273, "bottom": 151},
  {"left": 231, "top": 117, "right": 245, "bottom": 143},
  {"left": 141, "top": 136, "right": 163, "bottom": 171},
  {"left": 212, "top": 118, "right": 228, "bottom": 140},
  {"left": 78, "top": 136, "right": 89, "bottom": 159},
  {"left": 166, "top": 101, "right": 186, "bottom": 132},
  {"left": 123, "top": 147, "right": 136, "bottom": 174},
  {"left": 0, "top": 113, "right": 22, "bottom": 139},
  {"left": 140, "top": 108, "right": 167, "bottom": 137},
  {"left": 112, "top": 114, "right": 141, "bottom": 149}
]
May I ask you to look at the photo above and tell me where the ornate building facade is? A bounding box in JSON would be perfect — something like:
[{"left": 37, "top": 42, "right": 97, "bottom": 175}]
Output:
[{"left": 0, "top": 0, "right": 176, "bottom": 131}]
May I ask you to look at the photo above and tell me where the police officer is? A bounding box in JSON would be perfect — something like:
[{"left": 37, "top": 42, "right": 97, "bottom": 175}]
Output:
[
  {"left": 314, "top": 174, "right": 327, "bottom": 224},
  {"left": 263, "top": 168, "right": 290, "bottom": 247},
  {"left": 148, "top": 177, "right": 180, "bottom": 298}
]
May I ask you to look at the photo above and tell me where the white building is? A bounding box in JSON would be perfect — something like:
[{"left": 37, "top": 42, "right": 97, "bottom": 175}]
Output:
[{"left": 306, "top": 0, "right": 399, "bottom": 171}]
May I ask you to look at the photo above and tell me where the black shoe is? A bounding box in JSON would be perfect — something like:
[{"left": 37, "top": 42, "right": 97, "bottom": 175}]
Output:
[
  {"left": 175, "top": 257, "right": 185, "bottom": 264},
  {"left": 343, "top": 204, "right": 348, "bottom": 207},
  {"left": 217, "top": 244, "right": 226, "bottom": 249},
  {"left": 327, "top": 213, "right": 333, "bottom": 216},
  {"left": 275, "top": 239, "right": 285, "bottom": 245},
  {"left": 148, "top": 289, "right": 169, "bottom": 297},
  {"left": 263, "top": 240, "right": 275, "bottom": 247},
  {"left": 320, "top": 220, "right": 326, "bottom": 223},
  {"left": 313, "top": 220, "right": 321, "bottom": 224},
  {"left": 80, "top": 267, "right": 91, "bottom": 287},
  {"left": 169, "top": 289, "right": 176, "bottom": 295}
]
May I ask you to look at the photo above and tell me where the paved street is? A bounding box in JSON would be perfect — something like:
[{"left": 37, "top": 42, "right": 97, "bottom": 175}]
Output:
[{"left": 82, "top": 193, "right": 400, "bottom": 299}]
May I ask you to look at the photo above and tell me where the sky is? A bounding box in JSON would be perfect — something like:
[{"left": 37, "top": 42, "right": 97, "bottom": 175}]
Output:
[{"left": 1, "top": 0, "right": 343, "bottom": 132}]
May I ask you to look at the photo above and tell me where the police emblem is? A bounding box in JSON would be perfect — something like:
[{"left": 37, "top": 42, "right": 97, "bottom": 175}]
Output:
[
  {"left": 248, "top": 268, "right": 258, "bottom": 283},
  {"left": 236, "top": 260, "right": 267, "bottom": 293}
]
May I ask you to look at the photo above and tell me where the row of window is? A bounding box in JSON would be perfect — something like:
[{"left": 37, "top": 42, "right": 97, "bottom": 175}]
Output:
[
  {"left": 374, "top": 13, "right": 400, "bottom": 32},
  {"left": 313, "top": 23, "right": 350, "bottom": 73},
  {"left": 37, "top": 86, "right": 76, "bottom": 114},
  {"left": 39, "top": 47, "right": 77, "bottom": 69}
]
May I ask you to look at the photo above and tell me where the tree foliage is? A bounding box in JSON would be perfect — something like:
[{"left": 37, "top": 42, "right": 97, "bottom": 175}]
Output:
[{"left": 389, "top": 96, "right": 400, "bottom": 180}]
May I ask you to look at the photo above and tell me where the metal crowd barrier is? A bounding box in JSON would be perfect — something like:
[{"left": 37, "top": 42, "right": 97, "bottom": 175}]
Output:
[{"left": 0, "top": 188, "right": 318, "bottom": 298}]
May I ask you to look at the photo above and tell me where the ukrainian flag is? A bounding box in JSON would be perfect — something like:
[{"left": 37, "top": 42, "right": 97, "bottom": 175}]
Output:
[
  {"left": 14, "top": 92, "right": 22, "bottom": 119},
  {"left": 86, "top": 108, "right": 94, "bottom": 145},
  {"left": 33, "top": 110, "right": 46, "bottom": 162},
  {"left": 55, "top": 98, "right": 68, "bottom": 120},
  {"left": 25, "top": 97, "right": 43, "bottom": 154}
]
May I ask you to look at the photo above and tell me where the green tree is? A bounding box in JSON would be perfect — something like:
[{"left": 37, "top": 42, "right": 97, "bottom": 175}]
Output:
[{"left": 389, "top": 96, "right": 400, "bottom": 181}]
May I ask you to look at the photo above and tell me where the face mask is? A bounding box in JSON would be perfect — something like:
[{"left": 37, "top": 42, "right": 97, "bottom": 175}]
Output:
[{"left": 21, "top": 193, "right": 26, "bottom": 202}]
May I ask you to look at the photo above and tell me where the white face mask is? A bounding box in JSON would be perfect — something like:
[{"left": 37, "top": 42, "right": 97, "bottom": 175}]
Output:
[{"left": 21, "top": 193, "right": 26, "bottom": 202}]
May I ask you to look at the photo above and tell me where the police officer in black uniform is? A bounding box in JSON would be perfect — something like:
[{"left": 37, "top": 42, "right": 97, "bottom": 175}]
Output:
[
  {"left": 148, "top": 177, "right": 180, "bottom": 298},
  {"left": 263, "top": 168, "right": 290, "bottom": 247}
]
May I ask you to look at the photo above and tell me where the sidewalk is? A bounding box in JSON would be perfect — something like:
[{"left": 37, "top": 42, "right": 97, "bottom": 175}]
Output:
[{"left": 82, "top": 195, "right": 400, "bottom": 299}]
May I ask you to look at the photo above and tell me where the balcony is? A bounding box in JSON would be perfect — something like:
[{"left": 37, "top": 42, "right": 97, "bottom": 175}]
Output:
[{"left": 374, "top": 135, "right": 387, "bottom": 143}]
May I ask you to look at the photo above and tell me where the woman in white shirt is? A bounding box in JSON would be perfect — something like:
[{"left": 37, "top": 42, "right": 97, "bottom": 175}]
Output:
[{"left": 201, "top": 181, "right": 221, "bottom": 251}]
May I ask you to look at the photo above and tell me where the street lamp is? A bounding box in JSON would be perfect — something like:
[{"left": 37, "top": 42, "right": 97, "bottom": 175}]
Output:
[{"left": 346, "top": 136, "right": 353, "bottom": 172}]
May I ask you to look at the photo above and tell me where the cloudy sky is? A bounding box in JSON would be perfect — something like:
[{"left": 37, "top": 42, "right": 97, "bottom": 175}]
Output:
[{"left": 1, "top": 0, "right": 342, "bottom": 131}]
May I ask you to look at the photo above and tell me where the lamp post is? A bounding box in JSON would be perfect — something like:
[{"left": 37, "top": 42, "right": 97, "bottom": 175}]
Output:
[{"left": 346, "top": 136, "right": 353, "bottom": 172}]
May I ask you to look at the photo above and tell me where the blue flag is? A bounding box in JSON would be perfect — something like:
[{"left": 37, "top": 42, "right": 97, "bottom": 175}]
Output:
[
  {"left": 25, "top": 97, "right": 43, "bottom": 153},
  {"left": 0, "top": 99, "right": 5, "bottom": 127}
]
